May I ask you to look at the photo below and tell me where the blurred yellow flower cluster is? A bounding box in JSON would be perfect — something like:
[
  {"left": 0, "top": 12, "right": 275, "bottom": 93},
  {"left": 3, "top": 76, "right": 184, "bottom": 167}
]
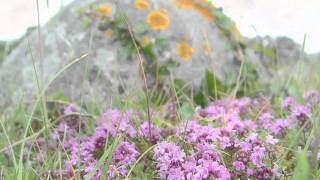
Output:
[
  {"left": 143, "top": 36, "right": 151, "bottom": 46},
  {"left": 135, "top": 0, "right": 149, "bottom": 10},
  {"left": 203, "top": 42, "right": 212, "bottom": 56},
  {"left": 146, "top": 10, "right": 170, "bottom": 31},
  {"left": 174, "top": 0, "right": 216, "bottom": 21},
  {"left": 176, "top": 42, "right": 195, "bottom": 61},
  {"left": 96, "top": 4, "right": 112, "bottom": 16},
  {"left": 231, "top": 23, "right": 242, "bottom": 43},
  {"left": 105, "top": 29, "right": 113, "bottom": 38}
]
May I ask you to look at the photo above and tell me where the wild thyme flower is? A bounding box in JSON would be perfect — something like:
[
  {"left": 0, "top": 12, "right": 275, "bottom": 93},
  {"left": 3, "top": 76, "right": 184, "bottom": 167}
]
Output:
[
  {"left": 304, "top": 91, "right": 319, "bottom": 105},
  {"left": 265, "top": 135, "right": 279, "bottom": 145},
  {"left": 281, "top": 96, "right": 295, "bottom": 109},
  {"left": 233, "top": 161, "right": 245, "bottom": 171},
  {"left": 178, "top": 121, "right": 220, "bottom": 144},
  {"left": 291, "top": 104, "right": 311, "bottom": 127},
  {"left": 139, "top": 121, "right": 161, "bottom": 143},
  {"left": 42, "top": 93, "right": 320, "bottom": 179},
  {"left": 97, "top": 110, "right": 137, "bottom": 138},
  {"left": 154, "top": 141, "right": 186, "bottom": 179},
  {"left": 250, "top": 146, "right": 266, "bottom": 168},
  {"left": 64, "top": 104, "right": 76, "bottom": 115},
  {"left": 204, "top": 161, "right": 230, "bottom": 180},
  {"left": 270, "top": 118, "right": 290, "bottom": 135},
  {"left": 259, "top": 112, "right": 273, "bottom": 129}
]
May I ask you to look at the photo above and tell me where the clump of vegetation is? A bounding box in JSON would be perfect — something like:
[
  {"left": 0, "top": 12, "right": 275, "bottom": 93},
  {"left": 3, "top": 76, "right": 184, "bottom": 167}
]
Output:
[
  {"left": 1, "top": 1, "right": 319, "bottom": 180},
  {"left": 0, "top": 27, "right": 36, "bottom": 63},
  {"left": 1, "top": 92, "right": 319, "bottom": 179}
]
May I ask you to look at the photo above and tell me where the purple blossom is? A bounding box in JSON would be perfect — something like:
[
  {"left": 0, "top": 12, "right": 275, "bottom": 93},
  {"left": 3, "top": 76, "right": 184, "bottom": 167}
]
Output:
[
  {"left": 281, "top": 96, "right": 295, "bottom": 109},
  {"left": 233, "top": 161, "right": 245, "bottom": 171},
  {"left": 255, "top": 167, "right": 273, "bottom": 180},
  {"left": 250, "top": 146, "right": 266, "bottom": 168},
  {"left": 246, "top": 168, "right": 255, "bottom": 177},
  {"left": 154, "top": 141, "right": 186, "bottom": 179},
  {"left": 178, "top": 121, "right": 220, "bottom": 144},
  {"left": 304, "top": 91, "right": 319, "bottom": 105},
  {"left": 271, "top": 119, "right": 290, "bottom": 135},
  {"left": 167, "top": 167, "right": 185, "bottom": 180},
  {"left": 259, "top": 113, "right": 273, "bottom": 129},
  {"left": 82, "top": 160, "right": 101, "bottom": 180},
  {"left": 42, "top": 95, "right": 315, "bottom": 180},
  {"left": 205, "top": 161, "right": 230, "bottom": 180},
  {"left": 291, "top": 104, "right": 311, "bottom": 127},
  {"left": 97, "top": 110, "right": 137, "bottom": 138},
  {"left": 199, "top": 103, "right": 225, "bottom": 119},
  {"left": 92, "top": 126, "right": 109, "bottom": 149},
  {"left": 64, "top": 104, "right": 77, "bottom": 115},
  {"left": 195, "top": 144, "right": 221, "bottom": 163},
  {"left": 233, "top": 97, "right": 252, "bottom": 115},
  {"left": 139, "top": 121, "right": 161, "bottom": 143},
  {"left": 113, "top": 141, "right": 139, "bottom": 166},
  {"left": 235, "top": 149, "right": 250, "bottom": 164},
  {"left": 183, "top": 160, "right": 205, "bottom": 180},
  {"left": 265, "top": 135, "right": 279, "bottom": 145}
]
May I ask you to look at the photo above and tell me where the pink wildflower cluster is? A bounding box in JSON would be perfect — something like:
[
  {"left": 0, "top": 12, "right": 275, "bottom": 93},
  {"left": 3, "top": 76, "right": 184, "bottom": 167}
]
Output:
[
  {"left": 62, "top": 109, "right": 154, "bottom": 179},
  {"left": 153, "top": 93, "right": 318, "bottom": 179},
  {"left": 39, "top": 92, "right": 319, "bottom": 179}
]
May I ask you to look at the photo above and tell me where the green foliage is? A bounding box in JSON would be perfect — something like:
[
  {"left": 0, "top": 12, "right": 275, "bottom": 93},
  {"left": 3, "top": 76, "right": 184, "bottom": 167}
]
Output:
[
  {"left": 178, "top": 101, "right": 194, "bottom": 120},
  {"left": 193, "top": 62, "right": 261, "bottom": 106},
  {"left": 293, "top": 152, "right": 310, "bottom": 180},
  {"left": 158, "top": 58, "right": 180, "bottom": 77},
  {"left": 76, "top": 6, "right": 89, "bottom": 16},
  {"left": 252, "top": 43, "right": 276, "bottom": 59},
  {"left": 193, "top": 69, "right": 229, "bottom": 106},
  {"left": 205, "top": 69, "right": 227, "bottom": 99},
  {"left": 81, "top": 16, "right": 91, "bottom": 30},
  {"left": 238, "top": 62, "right": 261, "bottom": 96},
  {"left": 0, "top": 26, "right": 35, "bottom": 63},
  {"left": 48, "top": 90, "right": 69, "bottom": 102}
]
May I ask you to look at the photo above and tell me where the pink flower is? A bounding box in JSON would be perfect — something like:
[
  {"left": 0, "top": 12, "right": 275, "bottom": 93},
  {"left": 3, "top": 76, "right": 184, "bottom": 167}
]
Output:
[
  {"left": 233, "top": 161, "right": 245, "bottom": 171},
  {"left": 265, "top": 135, "right": 279, "bottom": 145},
  {"left": 281, "top": 97, "right": 295, "bottom": 109},
  {"left": 64, "top": 104, "right": 76, "bottom": 114}
]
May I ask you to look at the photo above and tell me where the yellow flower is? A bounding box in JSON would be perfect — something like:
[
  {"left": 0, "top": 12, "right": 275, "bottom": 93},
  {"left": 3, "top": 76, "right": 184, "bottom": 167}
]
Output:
[
  {"left": 135, "top": 0, "right": 149, "bottom": 10},
  {"left": 176, "top": 42, "right": 194, "bottom": 61},
  {"left": 174, "top": 0, "right": 216, "bottom": 21},
  {"left": 146, "top": 10, "right": 170, "bottom": 31},
  {"left": 203, "top": 42, "right": 212, "bottom": 56},
  {"left": 97, "top": 4, "right": 112, "bottom": 16},
  {"left": 105, "top": 29, "right": 113, "bottom": 38},
  {"left": 196, "top": 7, "right": 215, "bottom": 21},
  {"left": 143, "top": 36, "right": 151, "bottom": 46},
  {"left": 202, "top": 0, "right": 217, "bottom": 9},
  {"left": 174, "top": 0, "right": 195, "bottom": 9},
  {"left": 231, "top": 23, "right": 242, "bottom": 42}
]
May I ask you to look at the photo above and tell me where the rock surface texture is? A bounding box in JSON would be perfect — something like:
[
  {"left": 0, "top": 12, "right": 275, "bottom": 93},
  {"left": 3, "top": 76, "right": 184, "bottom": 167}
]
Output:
[
  {"left": 0, "top": 0, "right": 245, "bottom": 108},
  {"left": 1, "top": 0, "right": 306, "bottom": 108}
]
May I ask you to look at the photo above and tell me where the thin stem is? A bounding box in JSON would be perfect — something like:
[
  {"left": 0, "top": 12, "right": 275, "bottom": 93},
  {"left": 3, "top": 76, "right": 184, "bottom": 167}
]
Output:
[{"left": 114, "top": 1, "right": 152, "bottom": 140}]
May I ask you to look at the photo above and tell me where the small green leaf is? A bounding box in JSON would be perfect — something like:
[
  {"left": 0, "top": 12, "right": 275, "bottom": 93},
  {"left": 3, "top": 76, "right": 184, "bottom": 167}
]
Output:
[
  {"left": 48, "top": 90, "right": 68, "bottom": 101},
  {"left": 263, "top": 48, "right": 275, "bottom": 59},
  {"left": 158, "top": 66, "right": 170, "bottom": 76},
  {"left": 133, "top": 21, "right": 149, "bottom": 34},
  {"left": 194, "top": 91, "right": 206, "bottom": 107},
  {"left": 205, "top": 69, "right": 226, "bottom": 98},
  {"left": 178, "top": 102, "right": 194, "bottom": 120},
  {"left": 293, "top": 152, "right": 310, "bottom": 180},
  {"left": 81, "top": 16, "right": 91, "bottom": 30},
  {"left": 154, "top": 38, "right": 168, "bottom": 49},
  {"left": 205, "top": 69, "right": 216, "bottom": 98}
]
